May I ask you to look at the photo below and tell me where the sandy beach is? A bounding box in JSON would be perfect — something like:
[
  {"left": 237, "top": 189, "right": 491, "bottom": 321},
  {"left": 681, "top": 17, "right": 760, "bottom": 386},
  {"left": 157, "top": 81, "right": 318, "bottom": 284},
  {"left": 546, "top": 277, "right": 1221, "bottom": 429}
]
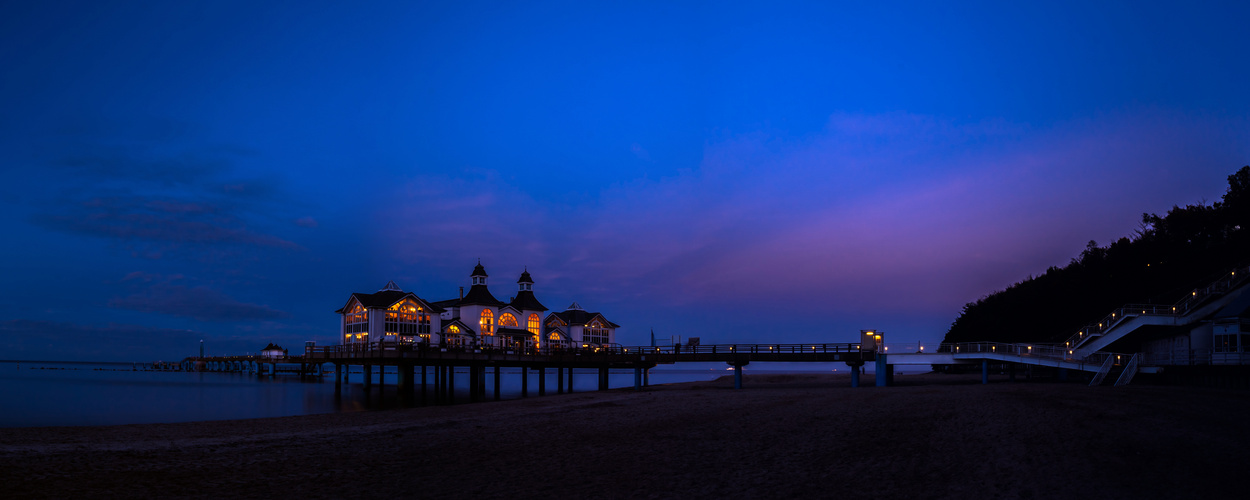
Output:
[{"left": 2, "top": 372, "right": 1248, "bottom": 499}]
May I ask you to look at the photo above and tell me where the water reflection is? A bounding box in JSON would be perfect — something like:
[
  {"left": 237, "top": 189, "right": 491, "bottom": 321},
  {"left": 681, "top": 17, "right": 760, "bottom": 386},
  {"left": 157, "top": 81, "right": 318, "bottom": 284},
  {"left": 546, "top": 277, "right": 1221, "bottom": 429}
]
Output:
[{"left": 0, "top": 362, "right": 721, "bottom": 427}]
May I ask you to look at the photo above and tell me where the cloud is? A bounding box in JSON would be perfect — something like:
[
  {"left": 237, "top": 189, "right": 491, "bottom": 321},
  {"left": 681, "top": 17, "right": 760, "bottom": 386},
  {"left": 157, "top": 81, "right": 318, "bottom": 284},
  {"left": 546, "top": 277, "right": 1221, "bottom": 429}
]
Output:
[
  {"left": 34, "top": 196, "right": 300, "bottom": 250},
  {"left": 109, "top": 281, "right": 289, "bottom": 322},
  {"left": 294, "top": 216, "right": 319, "bottom": 228},
  {"left": 23, "top": 135, "right": 304, "bottom": 259},
  {"left": 380, "top": 110, "right": 1249, "bottom": 324}
]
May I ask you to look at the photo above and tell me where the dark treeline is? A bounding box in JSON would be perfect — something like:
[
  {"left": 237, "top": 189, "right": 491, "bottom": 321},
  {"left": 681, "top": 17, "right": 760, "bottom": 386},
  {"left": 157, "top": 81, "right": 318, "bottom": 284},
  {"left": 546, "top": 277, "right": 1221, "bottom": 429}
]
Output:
[{"left": 944, "top": 166, "right": 1250, "bottom": 344}]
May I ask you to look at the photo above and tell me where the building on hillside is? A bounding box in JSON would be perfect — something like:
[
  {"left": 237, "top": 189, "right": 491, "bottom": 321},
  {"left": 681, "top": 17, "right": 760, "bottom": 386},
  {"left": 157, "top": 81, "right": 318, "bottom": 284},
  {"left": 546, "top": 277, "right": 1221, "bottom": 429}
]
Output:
[{"left": 335, "top": 262, "right": 618, "bottom": 349}]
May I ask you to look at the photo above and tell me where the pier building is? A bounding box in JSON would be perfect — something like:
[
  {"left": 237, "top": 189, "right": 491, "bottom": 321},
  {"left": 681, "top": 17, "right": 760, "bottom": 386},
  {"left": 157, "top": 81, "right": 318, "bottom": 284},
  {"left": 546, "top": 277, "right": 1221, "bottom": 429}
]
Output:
[{"left": 335, "top": 263, "right": 618, "bottom": 350}]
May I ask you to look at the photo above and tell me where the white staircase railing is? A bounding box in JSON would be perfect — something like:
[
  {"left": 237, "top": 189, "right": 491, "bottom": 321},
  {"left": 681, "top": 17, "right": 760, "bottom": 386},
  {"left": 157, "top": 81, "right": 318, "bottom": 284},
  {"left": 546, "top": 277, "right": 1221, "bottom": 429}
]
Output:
[
  {"left": 1114, "top": 353, "right": 1140, "bottom": 386},
  {"left": 1089, "top": 355, "right": 1116, "bottom": 386}
]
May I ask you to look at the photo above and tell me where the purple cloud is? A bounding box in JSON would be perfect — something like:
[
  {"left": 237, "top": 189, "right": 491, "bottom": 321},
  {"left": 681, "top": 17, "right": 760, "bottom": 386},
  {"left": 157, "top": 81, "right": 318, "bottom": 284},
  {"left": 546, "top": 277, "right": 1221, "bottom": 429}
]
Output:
[{"left": 379, "top": 110, "right": 1249, "bottom": 324}]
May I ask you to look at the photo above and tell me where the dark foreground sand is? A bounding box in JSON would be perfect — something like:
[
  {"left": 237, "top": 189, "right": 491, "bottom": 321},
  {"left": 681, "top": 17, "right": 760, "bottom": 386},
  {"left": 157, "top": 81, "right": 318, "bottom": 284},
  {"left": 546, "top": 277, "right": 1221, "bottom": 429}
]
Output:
[{"left": 2, "top": 372, "right": 1249, "bottom": 499}]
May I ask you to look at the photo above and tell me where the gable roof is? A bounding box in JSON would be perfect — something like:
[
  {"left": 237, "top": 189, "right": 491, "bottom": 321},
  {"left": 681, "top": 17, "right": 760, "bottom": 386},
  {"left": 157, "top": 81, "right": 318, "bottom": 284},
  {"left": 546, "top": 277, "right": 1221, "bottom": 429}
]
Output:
[
  {"left": 442, "top": 318, "right": 477, "bottom": 336},
  {"left": 548, "top": 309, "right": 620, "bottom": 328},
  {"left": 261, "top": 343, "right": 284, "bottom": 352},
  {"left": 335, "top": 290, "right": 443, "bottom": 314}
]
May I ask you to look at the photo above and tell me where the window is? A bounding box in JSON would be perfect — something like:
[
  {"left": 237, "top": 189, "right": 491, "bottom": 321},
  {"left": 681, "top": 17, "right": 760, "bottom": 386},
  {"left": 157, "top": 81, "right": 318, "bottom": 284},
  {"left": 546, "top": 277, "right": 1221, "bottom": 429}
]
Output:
[
  {"left": 344, "top": 303, "right": 368, "bottom": 339},
  {"left": 385, "top": 300, "right": 423, "bottom": 336},
  {"left": 528, "top": 314, "right": 540, "bottom": 335},
  {"left": 584, "top": 328, "right": 608, "bottom": 345},
  {"left": 480, "top": 309, "right": 494, "bottom": 336},
  {"left": 499, "top": 312, "right": 518, "bottom": 327},
  {"left": 448, "top": 325, "right": 460, "bottom": 334}
]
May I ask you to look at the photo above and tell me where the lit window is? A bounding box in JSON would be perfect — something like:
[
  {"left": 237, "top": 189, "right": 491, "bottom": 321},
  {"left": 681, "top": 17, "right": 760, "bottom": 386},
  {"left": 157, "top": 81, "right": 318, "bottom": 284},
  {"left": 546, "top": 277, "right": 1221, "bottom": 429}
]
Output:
[
  {"left": 385, "top": 299, "right": 423, "bottom": 336},
  {"left": 528, "top": 314, "right": 540, "bottom": 335},
  {"left": 480, "top": 309, "right": 494, "bottom": 336},
  {"left": 500, "top": 312, "right": 518, "bottom": 327},
  {"left": 448, "top": 325, "right": 460, "bottom": 334}
]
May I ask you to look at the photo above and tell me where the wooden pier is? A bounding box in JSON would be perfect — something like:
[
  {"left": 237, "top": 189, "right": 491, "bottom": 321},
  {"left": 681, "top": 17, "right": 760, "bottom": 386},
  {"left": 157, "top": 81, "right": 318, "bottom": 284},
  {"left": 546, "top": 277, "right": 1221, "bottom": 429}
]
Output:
[{"left": 300, "top": 342, "right": 875, "bottom": 403}]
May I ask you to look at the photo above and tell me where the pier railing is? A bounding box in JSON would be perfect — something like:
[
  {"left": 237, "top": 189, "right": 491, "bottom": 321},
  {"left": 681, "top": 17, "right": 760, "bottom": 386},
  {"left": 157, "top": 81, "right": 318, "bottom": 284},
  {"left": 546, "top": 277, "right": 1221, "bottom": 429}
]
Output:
[
  {"left": 933, "top": 341, "right": 1134, "bottom": 372},
  {"left": 306, "top": 342, "right": 867, "bottom": 359}
]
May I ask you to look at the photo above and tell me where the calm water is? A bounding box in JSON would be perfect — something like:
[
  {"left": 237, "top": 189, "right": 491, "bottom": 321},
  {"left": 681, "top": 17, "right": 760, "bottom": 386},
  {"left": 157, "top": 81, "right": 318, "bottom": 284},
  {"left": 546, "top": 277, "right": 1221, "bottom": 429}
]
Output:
[{"left": 0, "top": 361, "right": 748, "bottom": 428}]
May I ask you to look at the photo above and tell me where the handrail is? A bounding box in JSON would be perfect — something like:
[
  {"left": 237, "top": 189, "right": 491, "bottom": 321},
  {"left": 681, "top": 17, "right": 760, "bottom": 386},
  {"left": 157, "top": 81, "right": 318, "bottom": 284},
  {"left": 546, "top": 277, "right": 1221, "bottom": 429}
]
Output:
[
  {"left": 1114, "top": 353, "right": 1140, "bottom": 386},
  {"left": 304, "top": 341, "right": 867, "bottom": 359},
  {"left": 1062, "top": 265, "right": 1250, "bottom": 351},
  {"left": 1089, "top": 355, "right": 1115, "bottom": 386}
]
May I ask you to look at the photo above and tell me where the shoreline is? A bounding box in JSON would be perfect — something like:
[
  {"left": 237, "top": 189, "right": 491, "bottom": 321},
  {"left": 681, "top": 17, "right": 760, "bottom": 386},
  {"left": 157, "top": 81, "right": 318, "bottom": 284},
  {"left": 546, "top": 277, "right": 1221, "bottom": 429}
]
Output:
[{"left": 3, "top": 373, "right": 1249, "bottom": 498}]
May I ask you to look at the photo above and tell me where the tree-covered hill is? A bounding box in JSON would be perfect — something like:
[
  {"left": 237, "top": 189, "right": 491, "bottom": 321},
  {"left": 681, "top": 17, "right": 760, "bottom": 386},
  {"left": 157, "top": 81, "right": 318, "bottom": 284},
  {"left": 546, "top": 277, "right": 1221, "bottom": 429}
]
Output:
[{"left": 944, "top": 166, "right": 1250, "bottom": 344}]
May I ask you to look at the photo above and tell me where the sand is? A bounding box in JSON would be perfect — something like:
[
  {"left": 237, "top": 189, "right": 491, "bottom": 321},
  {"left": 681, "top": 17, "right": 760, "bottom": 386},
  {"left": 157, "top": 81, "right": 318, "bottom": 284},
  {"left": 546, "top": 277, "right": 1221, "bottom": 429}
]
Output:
[{"left": 2, "top": 372, "right": 1248, "bottom": 499}]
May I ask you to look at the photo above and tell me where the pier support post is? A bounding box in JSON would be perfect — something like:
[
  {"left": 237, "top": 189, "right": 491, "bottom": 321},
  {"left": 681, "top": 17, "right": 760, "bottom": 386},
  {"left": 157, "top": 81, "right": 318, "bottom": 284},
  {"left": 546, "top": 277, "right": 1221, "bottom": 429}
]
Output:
[
  {"left": 335, "top": 363, "right": 342, "bottom": 389},
  {"left": 634, "top": 367, "right": 642, "bottom": 390},
  {"left": 850, "top": 364, "right": 861, "bottom": 387},
  {"left": 435, "top": 366, "right": 443, "bottom": 402},
  {"left": 875, "top": 354, "right": 889, "bottom": 387},
  {"left": 521, "top": 366, "right": 529, "bottom": 397},
  {"left": 400, "top": 364, "right": 414, "bottom": 395},
  {"left": 644, "top": 368, "right": 649, "bottom": 387},
  {"left": 568, "top": 368, "right": 574, "bottom": 393},
  {"left": 981, "top": 360, "right": 989, "bottom": 384},
  {"left": 728, "top": 360, "right": 749, "bottom": 389},
  {"left": 538, "top": 367, "right": 546, "bottom": 396},
  {"left": 493, "top": 366, "right": 501, "bottom": 401},
  {"left": 421, "top": 365, "right": 428, "bottom": 404},
  {"left": 448, "top": 366, "right": 455, "bottom": 404},
  {"left": 479, "top": 366, "right": 486, "bottom": 400},
  {"left": 379, "top": 365, "right": 386, "bottom": 391},
  {"left": 557, "top": 367, "right": 564, "bottom": 394},
  {"left": 364, "top": 365, "right": 372, "bottom": 389}
]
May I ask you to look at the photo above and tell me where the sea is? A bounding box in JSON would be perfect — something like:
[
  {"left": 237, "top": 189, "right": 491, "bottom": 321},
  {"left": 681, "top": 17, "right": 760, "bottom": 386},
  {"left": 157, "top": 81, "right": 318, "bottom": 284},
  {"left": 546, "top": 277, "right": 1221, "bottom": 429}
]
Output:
[{"left": 0, "top": 360, "right": 899, "bottom": 428}]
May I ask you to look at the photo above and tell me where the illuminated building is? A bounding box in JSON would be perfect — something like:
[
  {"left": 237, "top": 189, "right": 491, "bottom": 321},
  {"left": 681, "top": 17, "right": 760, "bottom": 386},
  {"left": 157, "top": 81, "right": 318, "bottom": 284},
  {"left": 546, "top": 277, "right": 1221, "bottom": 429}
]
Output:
[{"left": 335, "top": 262, "right": 618, "bottom": 348}]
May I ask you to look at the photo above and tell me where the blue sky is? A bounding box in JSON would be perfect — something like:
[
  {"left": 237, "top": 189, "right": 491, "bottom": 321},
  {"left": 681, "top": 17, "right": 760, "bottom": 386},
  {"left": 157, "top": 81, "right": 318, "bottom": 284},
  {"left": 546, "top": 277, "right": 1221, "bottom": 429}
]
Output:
[{"left": 1, "top": 1, "right": 1247, "bottom": 360}]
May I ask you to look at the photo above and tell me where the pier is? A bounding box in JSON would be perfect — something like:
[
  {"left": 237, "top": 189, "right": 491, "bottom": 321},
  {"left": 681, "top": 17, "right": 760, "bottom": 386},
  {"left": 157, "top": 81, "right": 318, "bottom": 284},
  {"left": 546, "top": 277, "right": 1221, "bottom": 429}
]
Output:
[
  {"left": 302, "top": 342, "right": 875, "bottom": 403},
  {"left": 179, "top": 336, "right": 1156, "bottom": 406}
]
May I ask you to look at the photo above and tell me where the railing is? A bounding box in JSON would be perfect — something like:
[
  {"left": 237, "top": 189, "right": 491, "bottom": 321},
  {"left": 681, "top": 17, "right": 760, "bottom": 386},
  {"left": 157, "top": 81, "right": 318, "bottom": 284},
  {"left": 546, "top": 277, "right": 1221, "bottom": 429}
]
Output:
[
  {"left": 1141, "top": 350, "right": 1250, "bottom": 366},
  {"left": 932, "top": 342, "right": 1130, "bottom": 372},
  {"left": 1114, "top": 353, "right": 1140, "bottom": 386},
  {"left": 1089, "top": 355, "right": 1115, "bottom": 386},
  {"left": 1062, "top": 265, "right": 1250, "bottom": 352},
  {"left": 306, "top": 341, "right": 866, "bottom": 359},
  {"left": 1064, "top": 304, "right": 1174, "bottom": 351}
]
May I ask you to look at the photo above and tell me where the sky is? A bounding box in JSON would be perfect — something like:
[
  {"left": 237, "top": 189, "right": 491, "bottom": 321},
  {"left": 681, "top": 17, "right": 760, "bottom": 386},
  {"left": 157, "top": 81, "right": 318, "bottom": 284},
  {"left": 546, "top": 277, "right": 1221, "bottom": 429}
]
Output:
[{"left": 1, "top": 1, "right": 1248, "bottom": 361}]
